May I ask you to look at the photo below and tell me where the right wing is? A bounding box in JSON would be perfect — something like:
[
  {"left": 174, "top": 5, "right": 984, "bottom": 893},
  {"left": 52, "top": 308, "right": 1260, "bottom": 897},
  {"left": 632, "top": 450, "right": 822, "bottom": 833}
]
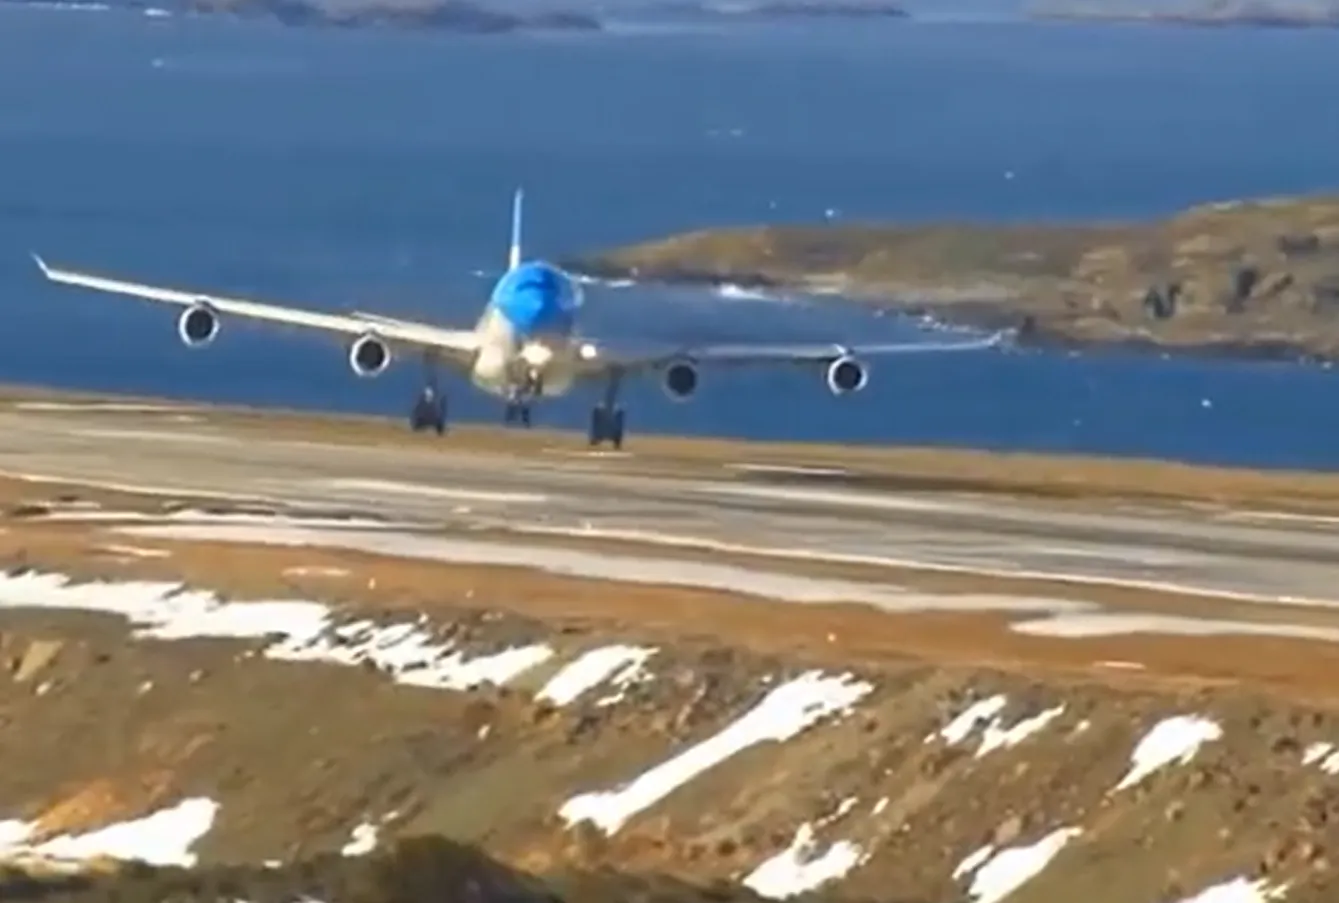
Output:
[{"left": 32, "top": 255, "right": 481, "bottom": 364}]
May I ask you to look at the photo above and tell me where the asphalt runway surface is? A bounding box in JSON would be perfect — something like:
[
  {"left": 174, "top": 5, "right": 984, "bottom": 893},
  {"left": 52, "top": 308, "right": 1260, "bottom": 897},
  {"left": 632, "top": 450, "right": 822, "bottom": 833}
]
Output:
[{"left": 2, "top": 401, "right": 1339, "bottom": 606}]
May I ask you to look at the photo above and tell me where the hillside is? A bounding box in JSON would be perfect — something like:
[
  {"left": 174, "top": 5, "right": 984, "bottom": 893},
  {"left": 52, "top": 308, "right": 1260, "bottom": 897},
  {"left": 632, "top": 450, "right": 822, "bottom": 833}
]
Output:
[{"left": 567, "top": 194, "right": 1339, "bottom": 361}]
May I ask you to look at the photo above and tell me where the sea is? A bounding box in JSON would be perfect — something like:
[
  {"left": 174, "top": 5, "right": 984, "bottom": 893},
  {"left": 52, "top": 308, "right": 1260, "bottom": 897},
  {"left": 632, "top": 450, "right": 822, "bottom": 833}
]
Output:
[{"left": 3, "top": 3, "right": 1339, "bottom": 470}]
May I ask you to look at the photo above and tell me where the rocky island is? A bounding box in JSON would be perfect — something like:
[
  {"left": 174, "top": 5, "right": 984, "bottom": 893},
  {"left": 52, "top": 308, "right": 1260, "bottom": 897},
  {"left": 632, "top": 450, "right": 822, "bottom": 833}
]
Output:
[
  {"left": 1028, "top": 0, "right": 1339, "bottom": 29},
  {"left": 182, "top": 0, "right": 602, "bottom": 32},
  {"left": 566, "top": 194, "right": 1339, "bottom": 362},
  {"left": 638, "top": 0, "right": 909, "bottom": 21}
]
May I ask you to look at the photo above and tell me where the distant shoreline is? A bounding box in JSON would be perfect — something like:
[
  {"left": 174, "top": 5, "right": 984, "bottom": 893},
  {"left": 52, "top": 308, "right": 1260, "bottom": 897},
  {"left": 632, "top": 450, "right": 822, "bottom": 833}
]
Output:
[
  {"left": 0, "top": 0, "right": 912, "bottom": 33},
  {"left": 1026, "top": 3, "right": 1339, "bottom": 30},
  {"left": 566, "top": 194, "right": 1339, "bottom": 366}
]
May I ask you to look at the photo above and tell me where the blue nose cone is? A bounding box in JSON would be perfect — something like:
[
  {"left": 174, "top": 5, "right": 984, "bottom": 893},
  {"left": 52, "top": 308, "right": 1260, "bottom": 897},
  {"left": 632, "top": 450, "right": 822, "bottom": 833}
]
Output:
[{"left": 490, "top": 261, "right": 580, "bottom": 337}]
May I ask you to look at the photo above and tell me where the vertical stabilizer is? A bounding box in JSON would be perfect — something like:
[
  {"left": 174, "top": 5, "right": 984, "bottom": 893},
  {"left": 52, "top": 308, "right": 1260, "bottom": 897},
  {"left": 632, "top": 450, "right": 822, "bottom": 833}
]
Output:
[{"left": 508, "top": 187, "right": 524, "bottom": 271}]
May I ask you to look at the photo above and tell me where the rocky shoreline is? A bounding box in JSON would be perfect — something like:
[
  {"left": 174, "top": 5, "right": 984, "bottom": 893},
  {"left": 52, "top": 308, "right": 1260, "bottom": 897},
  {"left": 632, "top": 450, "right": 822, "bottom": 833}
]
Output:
[{"left": 565, "top": 194, "right": 1339, "bottom": 364}]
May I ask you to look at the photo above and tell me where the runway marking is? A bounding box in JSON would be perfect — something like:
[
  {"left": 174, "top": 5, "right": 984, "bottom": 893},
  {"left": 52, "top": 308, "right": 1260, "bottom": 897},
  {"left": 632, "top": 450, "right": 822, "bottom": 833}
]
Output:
[
  {"left": 726, "top": 463, "right": 851, "bottom": 477},
  {"left": 0, "top": 469, "right": 281, "bottom": 504},
  {"left": 312, "top": 478, "right": 549, "bottom": 505},
  {"left": 109, "top": 523, "right": 1339, "bottom": 644},
  {"left": 1215, "top": 510, "right": 1339, "bottom": 528},
  {"left": 117, "top": 523, "right": 1097, "bottom": 617},
  {"left": 11, "top": 401, "right": 194, "bottom": 414},
  {"left": 68, "top": 427, "right": 235, "bottom": 444},
  {"left": 541, "top": 449, "right": 634, "bottom": 460},
  {"left": 1015, "top": 612, "right": 1339, "bottom": 644},
  {"left": 498, "top": 523, "right": 1339, "bottom": 609},
  {"left": 689, "top": 482, "right": 988, "bottom": 514}
]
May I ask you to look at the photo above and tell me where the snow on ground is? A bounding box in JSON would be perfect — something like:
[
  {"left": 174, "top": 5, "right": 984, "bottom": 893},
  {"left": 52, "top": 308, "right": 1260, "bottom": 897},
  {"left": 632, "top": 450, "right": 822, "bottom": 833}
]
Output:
[
  {"left": 1115, "top": 715, "right": 1223, "bottom": 792},
  {"left": 1303, "top": 741, "right": 1339, "bottom": 775},
  {"left": 558, "top": 670, "right": 873, "bottom": 835},
  {"left": 929, "top": 695, "right": 1066, "bottom": 757},
  {"left": 1170, "top": 876, "right": 1290, "bottom": 903},
  {"left": 0, "top": 570, "right": 558, "bottom": 692},
  {"left": 536, "top": 645, "right": 658, "bottom": 706},
  {"left": 0, "top": 797, "right": 218, "bottom": 868},
  {"left": 953, "top": 826, "right": 1082, "bottom": 903},
  {"left": 742, "top": 821, "right": 867, "bottom": 899},
  {"left": 340, "top": 823, "right": 378, "bottom": 857}
]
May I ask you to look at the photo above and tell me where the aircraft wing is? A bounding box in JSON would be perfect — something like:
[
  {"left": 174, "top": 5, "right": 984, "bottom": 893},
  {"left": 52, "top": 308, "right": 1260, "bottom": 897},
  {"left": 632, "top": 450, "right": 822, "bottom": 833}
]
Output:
[
  {"left": 575, "top": 331, "right": 1008, "bottom": 375},
  {"left": 31, "top": 255, "right": 480, "bottom": 362}
]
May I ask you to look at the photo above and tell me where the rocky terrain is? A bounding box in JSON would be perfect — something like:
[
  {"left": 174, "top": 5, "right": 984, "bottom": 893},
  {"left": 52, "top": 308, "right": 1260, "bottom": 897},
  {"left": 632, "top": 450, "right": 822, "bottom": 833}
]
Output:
[
  {"left": 3, "top": 466, "right": 1339, "bottom": 903},
  {"left": 568, "top": 193, "right": 1339, "bottom": 362}
]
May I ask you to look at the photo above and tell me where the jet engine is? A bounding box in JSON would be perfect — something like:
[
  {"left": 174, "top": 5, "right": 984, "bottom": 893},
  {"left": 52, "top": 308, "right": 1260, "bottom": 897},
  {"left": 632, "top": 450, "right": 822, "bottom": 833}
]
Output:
[
  {"left": 825, "top": 354, "right": 868, "bottom": 395},
  {"left": 177, "top": 303, "right": 219, "bottom": 348},
  {"left": 661, "top": 359, "right": 699, "bottom": 401},
  {"left": 348, "top": 333, "right": 392, "bottom": 378}
]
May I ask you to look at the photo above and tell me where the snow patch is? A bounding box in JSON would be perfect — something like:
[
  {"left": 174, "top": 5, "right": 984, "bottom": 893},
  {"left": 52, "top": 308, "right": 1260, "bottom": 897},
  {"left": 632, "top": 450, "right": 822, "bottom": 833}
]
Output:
[
  {"left": 98, "top": 544, "right": 172, "bottom": 559},
  {"left": 1115, "top": 715, "right": 1223, "bottom": 792},
  {"left": 953, "top": 826, "right": 1081, "bottom": 903},
  {"left": 930, "top": 696, "right": 1065, "bottom": 756},
  {"left": 558, "top": 670, "right": 872, "bottom": 834},
  {"left": 0, "top": 798, "right": 218, "bottom": 868},
  {"left": 742, "top": 822, "right": 866, "bottom": 899},
  {"left": 1170, "top": 876, "right": 1289, "bottom": 903},
  {"left": 0, "top": 570, "right": 552, "bottom": 692},
  {"left": 340, "top": 823, "right": 378, "bottom": 857},
  {"left": 1303, "top": 741, "right": 1339, "bottom": 775},
  {"left": 536, "top": 645, "right": 657, "bottom": 706}
]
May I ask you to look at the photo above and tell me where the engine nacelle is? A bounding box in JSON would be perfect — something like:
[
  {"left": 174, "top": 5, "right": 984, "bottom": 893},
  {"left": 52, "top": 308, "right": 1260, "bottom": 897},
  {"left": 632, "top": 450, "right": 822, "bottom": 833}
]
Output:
[
  {"left": 177, "top": 303, "right": 219, "bottom": 349},
  {"left": 825, "top": 354, "right": 868, "bottom": 395},
  {"left": 661, "top": 359, "right": 699, "bottom": 402},
  {"left": 348, "top": 333, "right": 392, "bottom": 378}
]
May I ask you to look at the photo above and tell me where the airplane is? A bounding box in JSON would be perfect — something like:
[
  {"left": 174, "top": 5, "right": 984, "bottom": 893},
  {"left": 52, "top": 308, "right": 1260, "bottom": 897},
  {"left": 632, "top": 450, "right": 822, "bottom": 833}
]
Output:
[{"left": 30, "top": 188, "right": 1007, "bottom": 450}]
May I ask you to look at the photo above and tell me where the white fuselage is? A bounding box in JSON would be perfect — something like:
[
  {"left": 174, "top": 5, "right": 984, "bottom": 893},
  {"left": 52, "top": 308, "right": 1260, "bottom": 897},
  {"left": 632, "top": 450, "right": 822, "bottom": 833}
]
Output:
[{"left": 467, "top": 304, "right": 581, "bottom": 399}]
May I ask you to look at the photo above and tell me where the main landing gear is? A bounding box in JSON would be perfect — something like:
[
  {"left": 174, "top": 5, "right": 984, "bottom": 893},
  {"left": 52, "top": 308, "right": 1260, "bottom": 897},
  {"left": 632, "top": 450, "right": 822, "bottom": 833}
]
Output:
[
  {"left": 588, "top": 370, "right": 626, "bottom": 450},
  {"left": 409, "top": 353, "right": 448, "bottom": 435},
  {"left": 503, "top": 398, "right": 533, "bottom": 427},
  {"left": 502, "top": 372, "right": 541, "bottom": 428}
]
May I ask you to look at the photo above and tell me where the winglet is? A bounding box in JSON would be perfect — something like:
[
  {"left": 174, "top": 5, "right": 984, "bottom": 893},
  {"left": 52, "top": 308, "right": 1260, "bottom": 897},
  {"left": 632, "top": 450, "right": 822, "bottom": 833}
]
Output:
[
  {"left": 31, "top": 252, "right": 50, "bottom": 278},
  {"left": 507, "top": 186, "right": 524, "bottom": 271}
]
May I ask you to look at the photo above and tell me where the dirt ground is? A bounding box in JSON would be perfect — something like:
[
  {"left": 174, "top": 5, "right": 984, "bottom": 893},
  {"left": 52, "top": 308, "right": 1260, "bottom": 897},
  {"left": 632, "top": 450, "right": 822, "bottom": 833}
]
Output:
[
  {"left": 5, "top": 386, "right": 1339, "bottom": 902},
  {"left": 3, "top": 472, "right": 1339, "bottom": 903}
]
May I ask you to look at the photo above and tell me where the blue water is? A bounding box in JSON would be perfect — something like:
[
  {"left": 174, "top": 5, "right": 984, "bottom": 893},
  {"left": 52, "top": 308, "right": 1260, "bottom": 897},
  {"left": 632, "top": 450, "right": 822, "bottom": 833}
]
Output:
[{"left": 2, "top": 7, "right": 1339, "bottom": 469}]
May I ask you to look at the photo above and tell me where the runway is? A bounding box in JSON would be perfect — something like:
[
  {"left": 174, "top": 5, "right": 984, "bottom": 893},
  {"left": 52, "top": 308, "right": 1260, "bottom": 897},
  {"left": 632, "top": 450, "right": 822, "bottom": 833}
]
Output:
[{"left": 2, "top": 400, "right": 1339, "bottom": 609}]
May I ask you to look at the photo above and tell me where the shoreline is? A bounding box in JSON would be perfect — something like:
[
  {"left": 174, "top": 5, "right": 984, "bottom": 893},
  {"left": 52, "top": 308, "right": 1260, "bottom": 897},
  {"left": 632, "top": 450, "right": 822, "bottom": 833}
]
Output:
[{"left": 566, "top": 193, "right": 1339, "bottom": 366}]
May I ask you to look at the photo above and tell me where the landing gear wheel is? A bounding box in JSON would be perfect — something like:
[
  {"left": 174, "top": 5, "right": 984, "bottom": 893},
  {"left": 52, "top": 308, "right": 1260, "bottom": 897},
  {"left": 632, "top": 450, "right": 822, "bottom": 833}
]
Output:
[
  {"left": 503, "top": 402, "right": 534, "bottom": 428},
  {"left": 410, "top": 390, "right": 447, "bottom": 435},
  {"left": 588, "top": 405, "right": 625, "bottom": 449}
]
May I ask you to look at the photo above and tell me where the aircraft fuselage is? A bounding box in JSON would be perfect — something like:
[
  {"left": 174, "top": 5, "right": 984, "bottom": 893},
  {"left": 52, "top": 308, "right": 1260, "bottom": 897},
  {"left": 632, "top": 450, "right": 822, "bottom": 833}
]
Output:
[{"left": 468, "top": 259, "right": 585, "bottom": 401}]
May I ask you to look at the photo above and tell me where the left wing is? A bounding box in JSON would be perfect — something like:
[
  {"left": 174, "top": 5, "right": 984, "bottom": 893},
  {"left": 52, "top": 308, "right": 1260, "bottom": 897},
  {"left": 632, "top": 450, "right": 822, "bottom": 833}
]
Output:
[
  {"left": 575, "top": 331, "right": 1008, "bottom": 376},
  {"left": 31, "top": 255, "right": 481, "bottom": 366}
]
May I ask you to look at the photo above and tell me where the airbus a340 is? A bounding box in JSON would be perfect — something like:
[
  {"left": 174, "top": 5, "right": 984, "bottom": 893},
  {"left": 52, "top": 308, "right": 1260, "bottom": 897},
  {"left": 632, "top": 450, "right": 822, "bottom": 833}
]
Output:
[{"left": 32, "top": 189, "right": 1003, "bottom": 449}]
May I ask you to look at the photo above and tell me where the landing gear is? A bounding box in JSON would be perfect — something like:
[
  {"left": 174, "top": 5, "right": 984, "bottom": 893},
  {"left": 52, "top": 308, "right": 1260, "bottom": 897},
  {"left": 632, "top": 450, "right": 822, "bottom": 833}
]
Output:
[
  {"left": 410, "top": 353, "right": 448, "bottom": 435},
  {"left": 588, "top": 370, "right": 626, "bottom": 449},
  {"left": 502, "top": 371, "right": 541, "bottom": 429},
  {"left": 503, "top": 400, "right": 533, "bottom": 428}
]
